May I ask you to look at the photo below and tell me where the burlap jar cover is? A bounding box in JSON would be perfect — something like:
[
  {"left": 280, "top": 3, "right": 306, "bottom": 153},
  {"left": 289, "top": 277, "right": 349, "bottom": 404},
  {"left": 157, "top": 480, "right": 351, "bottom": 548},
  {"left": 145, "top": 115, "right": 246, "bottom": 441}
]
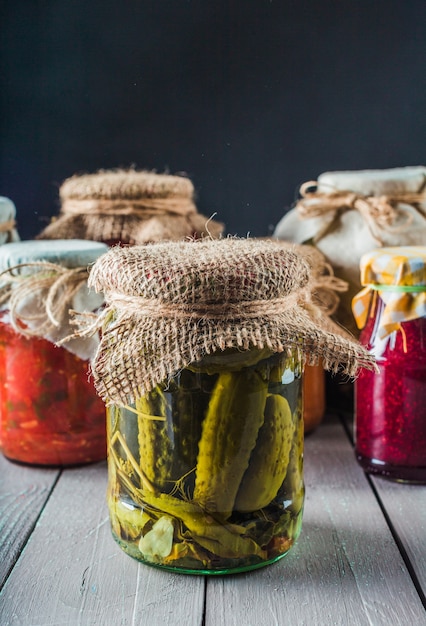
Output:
[
  {"left": 273, "top": 166, "right": 426, "bottom": 335},
  {"left": 270, "top": 239, "right": 348, "bottom": 319},
  {"left": 78, "top": 238, "right": 376, "bottom": 406},
  {"left": 37, "top": 169, "right": 224, "bottom": 245}
]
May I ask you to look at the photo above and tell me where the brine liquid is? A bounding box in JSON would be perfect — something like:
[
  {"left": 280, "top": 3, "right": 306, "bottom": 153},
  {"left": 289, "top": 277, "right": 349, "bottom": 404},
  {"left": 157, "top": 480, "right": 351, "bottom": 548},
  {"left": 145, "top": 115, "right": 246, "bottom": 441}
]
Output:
[
  {"left": 355, "top": 297, "right": 426, "bottom": 483},
  {"left": 106, "top": 350, "right": 305, "bottom": 574}
]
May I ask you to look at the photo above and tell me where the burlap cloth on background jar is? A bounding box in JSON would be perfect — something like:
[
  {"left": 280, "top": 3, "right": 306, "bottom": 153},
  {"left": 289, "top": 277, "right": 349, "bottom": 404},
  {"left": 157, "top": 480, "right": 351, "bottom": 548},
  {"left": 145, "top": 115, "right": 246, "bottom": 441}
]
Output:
[
  {"left": 76, "top": 238, "right": 376, "bottom": 406},
  {"left": 268, "top": 239, "right": 348, "bottom": 320},
  {"left": 36, "top": 169, "right": 224, "bottom": 244}
]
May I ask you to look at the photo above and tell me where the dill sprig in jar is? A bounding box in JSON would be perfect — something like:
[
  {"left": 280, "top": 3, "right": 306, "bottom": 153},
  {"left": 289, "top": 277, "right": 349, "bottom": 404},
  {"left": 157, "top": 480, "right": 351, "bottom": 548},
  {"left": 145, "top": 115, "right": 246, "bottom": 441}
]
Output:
[{"left": 82, "top": 238, "right": 375, "bottom": 575}]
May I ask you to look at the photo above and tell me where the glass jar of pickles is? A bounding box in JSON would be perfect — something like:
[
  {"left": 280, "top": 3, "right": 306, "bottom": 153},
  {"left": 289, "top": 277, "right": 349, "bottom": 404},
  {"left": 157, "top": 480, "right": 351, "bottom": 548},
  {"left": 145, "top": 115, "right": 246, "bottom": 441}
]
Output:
[
  {"left": 84, "top": 238, "right": 374, "bottom": 574},
  {"left": 0, "top": 239, "right": 108, "bottom": 466},
  {"left": 353, "top": 246, "right": 426, "bottom": 483},
  {"left": 108, "top": 348, "right": 304, "bottom": 574}
]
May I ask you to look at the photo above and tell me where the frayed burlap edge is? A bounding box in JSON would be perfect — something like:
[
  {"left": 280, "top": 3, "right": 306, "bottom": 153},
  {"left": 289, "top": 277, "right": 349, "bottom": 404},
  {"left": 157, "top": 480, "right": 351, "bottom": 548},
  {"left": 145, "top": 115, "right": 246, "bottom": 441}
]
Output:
[
  {"left": 266, "top": 238, "right": 348, "bottom": 317},
  {"left": 90, "top": 305, "right": 376, "bottom": 406},
  {"left": 36, "top": 212, "right": 224, "bottom": 244},
  {"left": 72, "top": 236, "right": 376, "bottom": 406},
  {"left": 37, "top": 168, "right": 224, "bottom": 242}
]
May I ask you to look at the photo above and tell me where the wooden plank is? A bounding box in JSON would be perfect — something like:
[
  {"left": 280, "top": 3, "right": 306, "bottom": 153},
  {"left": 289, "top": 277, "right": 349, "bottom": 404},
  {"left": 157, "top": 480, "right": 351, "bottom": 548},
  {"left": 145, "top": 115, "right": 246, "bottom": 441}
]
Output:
[
  {"left": 0, "top": 461, "right": 205, "bottom": 626},
  {"left": 339, "top": 409, "right": 426, "bottom": 600},
  {"left": 0, "top": 454, "right": 59, "bottom": 589},
  {"left": 205, "top": 415, "right": 426, "bottom": 626},
  {"left": 371, "top": 477, "right": 426, "bottom": 601}
]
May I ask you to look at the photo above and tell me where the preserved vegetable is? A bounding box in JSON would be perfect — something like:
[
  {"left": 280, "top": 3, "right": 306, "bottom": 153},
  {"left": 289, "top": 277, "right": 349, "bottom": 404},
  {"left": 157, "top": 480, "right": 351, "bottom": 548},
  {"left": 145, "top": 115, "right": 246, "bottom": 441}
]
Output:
[
  {"left": 107, "top": 350, "right": 304, "bottom": 574},
  {"left": 0, "top": 239, "right": 108, "bottom": 467},
  {"left": 0, "top": 319, "right": 106, "bottom": 465}
]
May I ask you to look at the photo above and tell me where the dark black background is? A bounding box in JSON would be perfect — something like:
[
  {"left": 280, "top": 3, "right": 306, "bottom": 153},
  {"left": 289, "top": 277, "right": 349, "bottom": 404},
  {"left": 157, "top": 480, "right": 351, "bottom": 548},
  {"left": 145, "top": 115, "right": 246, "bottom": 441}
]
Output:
[{"left": 1, "top": 1, "right": 425, "bottom": 240}]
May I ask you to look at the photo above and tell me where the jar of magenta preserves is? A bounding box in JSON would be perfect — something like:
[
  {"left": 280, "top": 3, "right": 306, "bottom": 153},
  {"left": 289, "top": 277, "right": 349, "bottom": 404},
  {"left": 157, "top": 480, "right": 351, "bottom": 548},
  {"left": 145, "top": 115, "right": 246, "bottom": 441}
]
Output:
[
  {"left": 0, "top": 239, "right": 108, "bottom": 467},
  {"left": 353, "top": 246, "right": 426, "bottom": 483}
]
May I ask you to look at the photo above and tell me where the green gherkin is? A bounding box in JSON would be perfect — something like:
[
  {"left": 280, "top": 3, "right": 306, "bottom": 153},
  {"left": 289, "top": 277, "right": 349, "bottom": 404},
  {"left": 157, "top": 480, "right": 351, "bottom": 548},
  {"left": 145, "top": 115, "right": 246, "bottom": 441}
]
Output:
[
  {"left": 281, "top": 406, "right": 304, "bottom": 515},
  {"left": 193, "top": 369, "right": 268, "bottom": 518},
  {"left": 234, "top": 394, "right": 295, "bottom": 512},
  {"left": 137, "top": 386, "right": 172, "bottom": 492}
]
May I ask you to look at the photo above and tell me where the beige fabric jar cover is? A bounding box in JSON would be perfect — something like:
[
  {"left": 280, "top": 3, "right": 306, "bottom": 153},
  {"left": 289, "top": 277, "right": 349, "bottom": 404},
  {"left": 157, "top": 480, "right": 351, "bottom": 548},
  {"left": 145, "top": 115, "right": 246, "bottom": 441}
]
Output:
[
  {"left": 76, "top": 238, "right": 376, "bottom": 406},
  {"left": 273, "top": 166, "right": 426, "bottom": 335},
  {"left": 37, "top": 169, "right": 224, "bottom": 244}
]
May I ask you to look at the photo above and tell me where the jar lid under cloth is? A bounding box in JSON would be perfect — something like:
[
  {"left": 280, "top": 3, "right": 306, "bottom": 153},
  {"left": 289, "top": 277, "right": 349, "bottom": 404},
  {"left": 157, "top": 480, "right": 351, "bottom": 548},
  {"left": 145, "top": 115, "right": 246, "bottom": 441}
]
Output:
[
  {"left": 36, "top": 169, "right": 224, "bottom": 244},
  {"left": 352, "top": 246, "right": 426, "bottom": 337},
  {"left": 0, "top": 239, "right": 108, "bottom": 359},
  {"left": 83, "top": 237, "right": 376, "bottom": 404},
  {"left": 0, "top": 239, "right": 108, "bottom": 273},
  {"left": 317, "top": 165, "right": 426, "bottom": 195}
]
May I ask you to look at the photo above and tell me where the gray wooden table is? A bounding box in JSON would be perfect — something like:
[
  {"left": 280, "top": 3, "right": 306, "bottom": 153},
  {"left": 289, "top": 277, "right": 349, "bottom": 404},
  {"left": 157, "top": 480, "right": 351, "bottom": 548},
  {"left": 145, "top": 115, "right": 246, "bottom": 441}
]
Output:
[{"left": 1, "top": 413, "right": 425, "bottom": 626}]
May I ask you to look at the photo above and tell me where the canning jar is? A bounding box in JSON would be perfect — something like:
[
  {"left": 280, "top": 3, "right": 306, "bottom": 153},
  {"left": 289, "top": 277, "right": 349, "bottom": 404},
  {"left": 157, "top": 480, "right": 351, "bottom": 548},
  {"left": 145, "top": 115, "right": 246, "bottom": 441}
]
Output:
[
  {"left": 107, "top": 348, "right": 304, "bottom": 574},
  {"left": 353, "top": 246, "right": 426, "bottom": 483},
  {"left": 84, "top": 238, "right": 374, "bottom": 574},
  {"left": 303, "top": 363, "right": 325, "bottom": 432},
  {"left": 36, "top": 169, "right": 223, "bottom": 246},
  {"left": 0, "top": 239, "right": 108, "bottom": 466}
]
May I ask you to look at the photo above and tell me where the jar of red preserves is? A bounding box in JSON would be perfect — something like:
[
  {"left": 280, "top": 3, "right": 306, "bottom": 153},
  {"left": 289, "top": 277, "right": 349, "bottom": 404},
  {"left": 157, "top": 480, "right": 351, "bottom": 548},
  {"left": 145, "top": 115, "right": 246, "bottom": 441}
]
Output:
[
  {"left": 0, "top": 239, "right": 108, "bottom": 467},
  {"left": 353, "top": 246, "right": 426, "bottom": 483}
]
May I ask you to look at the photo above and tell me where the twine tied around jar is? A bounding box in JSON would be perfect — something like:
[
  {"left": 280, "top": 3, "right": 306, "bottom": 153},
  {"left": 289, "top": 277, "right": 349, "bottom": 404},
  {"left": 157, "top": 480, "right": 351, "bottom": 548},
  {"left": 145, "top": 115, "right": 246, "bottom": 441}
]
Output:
[
  {"left": 0, "top": 262, "right": 96, "bottom": 338},
  {"left": 0, "top": 219, "right": 17, "bottom": 240},
  {"left": 295, "top": 181, "right": 425, "bottom": 246},
  {"left": 67, "top": 238, "right": 377, "bottom": 406},
  {"left": 271, "top": 240, "right": 348, "bottom": 317},
  {"left": 61, "top": 196, "right": 197, "bottom": 218},
  {"left": 36, "top": 169, "right": 224, "bottom": 244}
]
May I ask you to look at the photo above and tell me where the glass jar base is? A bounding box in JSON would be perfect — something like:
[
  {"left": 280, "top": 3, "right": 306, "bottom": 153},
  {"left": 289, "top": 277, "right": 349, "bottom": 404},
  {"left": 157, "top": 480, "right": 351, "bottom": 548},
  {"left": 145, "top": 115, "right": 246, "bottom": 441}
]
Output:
[
  {"left": 111, "top": 530, "right": 295, "bottom": 575},
  {"left": 2, "top": 452, "right": 105, "bottom": 469},
  {"left": 356, "top": 453, "right": 426, "bottom": 484}
]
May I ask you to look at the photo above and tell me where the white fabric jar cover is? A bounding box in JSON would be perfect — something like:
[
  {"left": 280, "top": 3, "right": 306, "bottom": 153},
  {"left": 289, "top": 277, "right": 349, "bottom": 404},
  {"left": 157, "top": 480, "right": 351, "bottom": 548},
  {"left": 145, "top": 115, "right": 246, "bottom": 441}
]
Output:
[
  {"left": 0, "top": 239, "right": 107, "bottom": 359},
  {"left": 273, "top": 166, "right": 426, "bottom": 334}
]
